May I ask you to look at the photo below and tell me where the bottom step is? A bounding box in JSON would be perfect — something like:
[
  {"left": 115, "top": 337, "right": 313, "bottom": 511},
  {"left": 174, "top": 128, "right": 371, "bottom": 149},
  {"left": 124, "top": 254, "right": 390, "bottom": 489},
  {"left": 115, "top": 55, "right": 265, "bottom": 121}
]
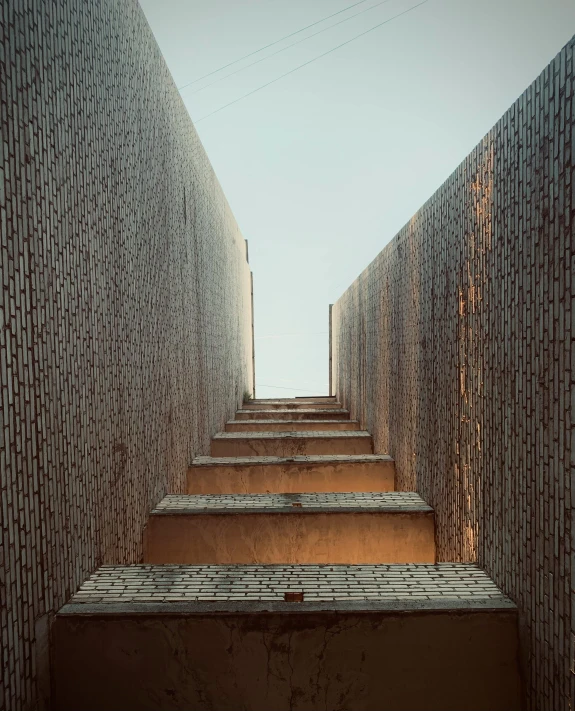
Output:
[{"left": 54, "top": 564, "right": 521, "bottom": 711}]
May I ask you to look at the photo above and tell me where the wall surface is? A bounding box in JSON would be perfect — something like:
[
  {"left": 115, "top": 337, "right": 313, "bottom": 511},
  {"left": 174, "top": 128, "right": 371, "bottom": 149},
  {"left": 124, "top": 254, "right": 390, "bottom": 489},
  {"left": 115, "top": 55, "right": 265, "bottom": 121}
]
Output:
[
  {"left": 332, "top": 37, "right": 574, "bottom": 711},
  {"left": 0, "top": 1, "right": 253, "bottom": 709}
]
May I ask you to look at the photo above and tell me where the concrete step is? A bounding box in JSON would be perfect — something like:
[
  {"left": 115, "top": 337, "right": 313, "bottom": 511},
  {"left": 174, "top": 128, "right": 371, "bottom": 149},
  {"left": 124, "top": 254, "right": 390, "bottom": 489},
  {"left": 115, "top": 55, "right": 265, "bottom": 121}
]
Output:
[
  {"left": 188, "top": 454, "right": 395, "bottom": 494},
  {"left": 243, "top": 400, "right": 343, "bottom": 411},
  {"left": 143, "top": 492, "right": 434, "bottom": 564},
  {"left": 296, "top": 395, "right": 336, "bottom": 400},
  {"left": 211, "top": 431, "right": 373, "bottom": 456},
  {"left": 54, "top": 564, "right": 521, "bottom": 711},
  {"left": 249, "top": 396, "right": 337, "bottom": 404},
  {"left": 225, "top": 419, "right": 360, "bottom": 432},
  {"left": 295, "top": 395, "right": 337, "bottom": 400},
  {"left": 235, "top": 408, "right": 350, "bottom": 420}
]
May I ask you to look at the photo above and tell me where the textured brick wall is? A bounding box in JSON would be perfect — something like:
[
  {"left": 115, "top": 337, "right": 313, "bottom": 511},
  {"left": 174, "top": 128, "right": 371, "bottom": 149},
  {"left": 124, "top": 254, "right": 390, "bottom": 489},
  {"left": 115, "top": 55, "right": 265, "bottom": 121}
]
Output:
[
  {"left": 332, "top": 36, "right": 574, "bottom": 711},
  {"left": 0, "top": 2, "right": 253, "bottom": 709}
]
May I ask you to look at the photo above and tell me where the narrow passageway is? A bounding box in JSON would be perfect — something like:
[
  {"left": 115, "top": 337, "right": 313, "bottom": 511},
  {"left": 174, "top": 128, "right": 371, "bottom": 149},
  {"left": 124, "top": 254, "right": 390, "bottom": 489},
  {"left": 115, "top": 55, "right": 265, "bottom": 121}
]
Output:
[
  {"left": 3, "top": 1, "right": 572, "bottom": 706},
  {"left": 53, "top": 396, "right": 522, "bottom": 710}
]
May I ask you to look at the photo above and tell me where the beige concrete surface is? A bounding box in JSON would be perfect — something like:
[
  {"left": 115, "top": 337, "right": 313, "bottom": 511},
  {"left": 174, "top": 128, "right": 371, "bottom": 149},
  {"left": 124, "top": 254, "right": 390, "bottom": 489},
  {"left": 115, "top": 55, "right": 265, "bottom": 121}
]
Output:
[
  {"left": 187, "top": 455, "right": 396, "bottom": 494},
  {"left": 143, "top": 511, "right": 435, "bottom": 564},
  {"left": 225, "top": 420, "right": 360, "bottom": 432},
  {"left": 210, "top": 432, "right": 373, "bottom": 456},
  {"left": 53, "top": 608, "right": 522, "bottom": 711}
]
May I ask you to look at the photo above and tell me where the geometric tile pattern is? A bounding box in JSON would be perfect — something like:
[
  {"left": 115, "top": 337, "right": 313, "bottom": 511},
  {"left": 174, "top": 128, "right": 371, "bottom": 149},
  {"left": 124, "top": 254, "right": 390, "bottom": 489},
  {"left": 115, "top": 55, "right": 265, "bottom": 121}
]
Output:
[
  {"left": 152, "top": 492, "right": 433, "bottom": 513},
  {"left": 225, "top": 419, "right": 359, "bottom": 425},
  {"left": 68, "top": 563, "right": 510, "bottom": 604},
  {"left": 192, "top": 454, "right": 393, "bottom": 466},
  {"left": 234, "top": 408, "right": 350, "bottom": 416},
  {"left": 212, "top": 431, "right": 371, "bottom": 440}
]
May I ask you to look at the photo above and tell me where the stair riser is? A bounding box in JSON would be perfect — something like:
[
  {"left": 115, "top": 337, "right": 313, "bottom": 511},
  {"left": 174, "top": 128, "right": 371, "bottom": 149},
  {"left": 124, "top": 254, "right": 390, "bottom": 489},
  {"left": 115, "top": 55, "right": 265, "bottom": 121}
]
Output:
[
  {"left": 53, "top": 610, "right": 521, "bottom": 711},
  {"left": 187, "top": 461, "right": 395, "bottom": 494},
  {"left": 235, "top": 410, "right": 350, "bottom": 421},
  {"left": 225, "top": 421, "right": 359, "bottom": 432},
  {"left": 211, "top": 437, "right": 373, "bottom": 457},
  {"left": 144, "top": 513, "right": 435, "bottom": 564}
]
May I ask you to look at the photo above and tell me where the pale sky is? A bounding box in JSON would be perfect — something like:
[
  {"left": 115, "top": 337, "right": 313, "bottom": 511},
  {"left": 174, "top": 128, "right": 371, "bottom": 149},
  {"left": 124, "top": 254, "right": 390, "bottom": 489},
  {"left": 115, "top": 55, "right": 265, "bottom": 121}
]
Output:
[{"left": 139, "top": 0, "right": 575, "bottom": 398}]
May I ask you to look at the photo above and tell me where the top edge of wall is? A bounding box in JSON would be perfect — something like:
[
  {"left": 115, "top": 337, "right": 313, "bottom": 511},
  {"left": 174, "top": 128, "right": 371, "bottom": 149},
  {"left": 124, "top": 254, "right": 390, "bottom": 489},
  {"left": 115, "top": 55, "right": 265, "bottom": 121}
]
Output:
[{"left": 136, "top": 1, "right": 248, "bottom": 259}]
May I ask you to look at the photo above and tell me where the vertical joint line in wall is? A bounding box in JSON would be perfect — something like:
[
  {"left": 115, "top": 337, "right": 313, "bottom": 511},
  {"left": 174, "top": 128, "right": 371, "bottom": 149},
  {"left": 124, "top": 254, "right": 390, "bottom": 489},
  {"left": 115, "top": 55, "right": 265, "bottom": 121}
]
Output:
[
  {"left": 329, "top": 304, "right": 333, "bottom": 396},
  {"left": 251, "top": 271, "right": 256, "bottom": 398}
]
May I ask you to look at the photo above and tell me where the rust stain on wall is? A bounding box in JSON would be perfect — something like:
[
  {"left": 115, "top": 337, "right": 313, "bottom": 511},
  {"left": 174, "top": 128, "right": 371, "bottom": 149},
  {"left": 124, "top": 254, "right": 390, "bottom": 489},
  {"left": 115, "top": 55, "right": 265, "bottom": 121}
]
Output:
[{"left": 331, "top": 38, "right": 574, "bottom": 711}]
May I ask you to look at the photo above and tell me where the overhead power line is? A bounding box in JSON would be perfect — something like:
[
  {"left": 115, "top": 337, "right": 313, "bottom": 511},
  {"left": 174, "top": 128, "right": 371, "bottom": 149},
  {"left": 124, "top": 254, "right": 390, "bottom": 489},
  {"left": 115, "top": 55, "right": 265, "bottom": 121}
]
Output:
[
  {"left": 178, "top": 0, "right": 375, "bottom": 92},
  {"left": 195, "top": 0, "right": 429, "bottom": 124},
  {"left": 189, "top": 0, "right": 398, "bottom": 97}
]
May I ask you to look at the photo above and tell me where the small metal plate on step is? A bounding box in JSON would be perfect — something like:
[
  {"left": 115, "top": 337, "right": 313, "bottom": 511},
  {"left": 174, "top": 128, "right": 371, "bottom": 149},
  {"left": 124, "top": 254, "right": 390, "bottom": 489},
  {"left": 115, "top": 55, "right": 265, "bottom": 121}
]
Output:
[
  {"left": 284, "top": 591, "right": 304, "bottom": 602},
  {"left": 62, "top": 564, "right": 517, "bottom": 614}
]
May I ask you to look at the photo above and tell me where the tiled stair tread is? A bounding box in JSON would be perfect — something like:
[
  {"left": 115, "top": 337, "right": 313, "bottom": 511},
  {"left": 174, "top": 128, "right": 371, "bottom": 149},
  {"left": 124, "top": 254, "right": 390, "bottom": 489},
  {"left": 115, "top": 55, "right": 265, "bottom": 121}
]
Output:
[
  {"left": 248, "top": 399, "right": 339, "bottom": 405},
  {"left": 244, "top": 403, "right": 343, "bottom": 409},
  {"left": 192, "top": 454, "right": 393, "bottom": 467},
  {"left": 227, "top": 419, "right": 358, "bottom": 425},
  {"left": 295, "top": 395, "right": 337, "bottom": 399},
  {"left": 213, "top": 431, "right": 371, "bottom": 439},
  {"left": 64, "top": 564, "right": 514, "bottom": 612},
  {"left": 236, "top": 408, "right": 350, "bottom": 415},
  {"left": 152, "top": 492, "right": 431, "bottom": 514}
]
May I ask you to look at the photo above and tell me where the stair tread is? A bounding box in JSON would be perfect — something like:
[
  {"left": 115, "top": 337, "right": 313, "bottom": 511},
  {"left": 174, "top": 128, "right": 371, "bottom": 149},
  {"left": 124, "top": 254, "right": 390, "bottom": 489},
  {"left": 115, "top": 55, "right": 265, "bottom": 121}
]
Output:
[
  {"left": 243, "top": 402, "right": 342, "bottom": 409},
  {"left": 192, "top": 454, "right": 393, "bottom": 467},
  {"left": 294, "top": 395, "right": 337, "bottom": 399},
  {"left": 248, "top": 399, "right": 338, "bottom": 405},
  {"left": 213, "top": 430, "right": 371, "bottom": 439},
  {"left": 62, "top": 563, "right": 514, "bottom": 612},
  {"left": 152, "top": 492, "right": 432, "bottom": 514},
  {"left": 227, "top": 419, "right": 358, "bottom": 425},
  {"left": 236, "top": 408, "right": 349, "bottom": 415}
]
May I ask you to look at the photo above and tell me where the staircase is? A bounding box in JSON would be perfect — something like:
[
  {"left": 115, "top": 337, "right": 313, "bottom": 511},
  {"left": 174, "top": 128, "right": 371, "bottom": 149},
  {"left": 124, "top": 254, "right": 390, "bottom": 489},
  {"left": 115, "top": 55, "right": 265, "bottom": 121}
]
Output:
[{"left": 53, "top": 397, "right": 522, "bottom": 710}]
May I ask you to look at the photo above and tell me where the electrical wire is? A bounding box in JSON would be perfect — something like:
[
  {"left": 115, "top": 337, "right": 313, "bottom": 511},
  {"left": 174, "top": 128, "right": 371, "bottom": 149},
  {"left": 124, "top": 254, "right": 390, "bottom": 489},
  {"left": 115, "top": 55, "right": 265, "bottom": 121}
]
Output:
[
  {"left": 178, "top": 0, "right": 376, "bottom": 91},
  {"left": 189, "top": 0, "right": 398, "bottom": 97},
  {"left": 194, "top": 0, "right": 429, "bottom": 123}
]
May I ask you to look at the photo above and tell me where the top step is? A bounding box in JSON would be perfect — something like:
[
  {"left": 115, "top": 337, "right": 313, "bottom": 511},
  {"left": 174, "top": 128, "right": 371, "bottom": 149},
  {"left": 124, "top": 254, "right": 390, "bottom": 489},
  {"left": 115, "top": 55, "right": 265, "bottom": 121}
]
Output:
[
  {"left": 235, "top": 408, "right": 350, "bottom": 421},
  {"left": 243, "top": 400, "right": 342, "bottom": 410},
  {"left": 252, "top": 397, "right": 336, "bottom": 403},
  {"left": 295, "top": 395, "right": 336, "bottom": 400}
]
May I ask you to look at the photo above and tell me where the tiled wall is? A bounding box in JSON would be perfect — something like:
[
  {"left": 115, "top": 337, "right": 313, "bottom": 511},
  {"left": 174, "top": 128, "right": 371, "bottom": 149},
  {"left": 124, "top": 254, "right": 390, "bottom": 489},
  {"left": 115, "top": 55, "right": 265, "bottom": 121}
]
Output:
[
  {"left": 332, "top": 37, "right": 574, "bottom": 711},
  {"left": 0, "top": 1, "right": 253, "bottom": 709}
]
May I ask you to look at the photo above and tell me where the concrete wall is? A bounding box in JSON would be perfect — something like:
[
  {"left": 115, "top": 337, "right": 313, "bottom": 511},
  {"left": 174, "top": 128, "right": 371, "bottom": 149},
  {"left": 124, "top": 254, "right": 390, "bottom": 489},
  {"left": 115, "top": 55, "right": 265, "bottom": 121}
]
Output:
[
  {"left": 53, "top": 608, "right": 521, "bottom": 711},
  {"left": 332, "top": 36, "right": 574, "bottom": 711},
  {"left": 0, "top": 1, "right": 253, "bottom": 709}
]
